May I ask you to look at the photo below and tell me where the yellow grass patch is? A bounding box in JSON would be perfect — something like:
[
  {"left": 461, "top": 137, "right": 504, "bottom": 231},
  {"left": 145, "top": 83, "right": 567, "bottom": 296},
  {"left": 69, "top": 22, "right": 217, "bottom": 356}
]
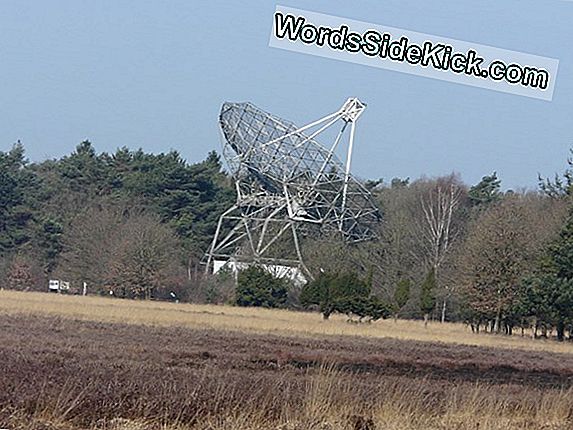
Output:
[{"left": 1, "top": 289, "right": 572, "bottom": 355}]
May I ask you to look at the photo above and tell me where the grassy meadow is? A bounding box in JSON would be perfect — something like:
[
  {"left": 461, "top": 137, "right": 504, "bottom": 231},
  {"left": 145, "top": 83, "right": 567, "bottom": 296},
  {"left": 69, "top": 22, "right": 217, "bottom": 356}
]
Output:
[{"left": 1, "top": 290, "right": 572, "bottom": 355}]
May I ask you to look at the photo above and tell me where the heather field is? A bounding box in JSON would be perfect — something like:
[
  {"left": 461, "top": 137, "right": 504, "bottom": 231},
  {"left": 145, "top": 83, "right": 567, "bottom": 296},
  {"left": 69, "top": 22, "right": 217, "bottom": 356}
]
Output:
[{"left": 1, "top": 291, "right": 573, "bottom": 430}]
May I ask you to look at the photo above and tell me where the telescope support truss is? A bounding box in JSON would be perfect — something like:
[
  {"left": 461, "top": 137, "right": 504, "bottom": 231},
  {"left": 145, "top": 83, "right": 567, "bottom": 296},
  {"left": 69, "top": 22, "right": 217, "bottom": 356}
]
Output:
[
  {"left": 206, "top": 202, "right": 309, "bottom": 275},
  {"left": 205, "top": 98, "right": 376, "bottom": 279}
]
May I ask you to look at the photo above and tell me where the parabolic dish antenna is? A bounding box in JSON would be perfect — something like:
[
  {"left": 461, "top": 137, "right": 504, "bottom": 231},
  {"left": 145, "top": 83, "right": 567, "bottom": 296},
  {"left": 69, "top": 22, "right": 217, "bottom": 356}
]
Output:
[{"left": 205, "top": 98, "right": 380, "bottom": 278}]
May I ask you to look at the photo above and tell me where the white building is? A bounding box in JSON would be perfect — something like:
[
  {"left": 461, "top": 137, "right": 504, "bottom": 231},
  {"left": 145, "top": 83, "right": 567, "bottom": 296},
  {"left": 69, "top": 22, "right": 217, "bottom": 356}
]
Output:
[{"left": 213, "top": 259, "right": 307, "bottom": 287}]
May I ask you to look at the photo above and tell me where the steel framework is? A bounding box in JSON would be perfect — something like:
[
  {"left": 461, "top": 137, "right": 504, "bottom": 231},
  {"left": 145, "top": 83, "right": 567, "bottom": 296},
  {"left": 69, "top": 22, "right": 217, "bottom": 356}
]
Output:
[{"left": 204, "top": 98, "right": 380, "bottom": 278}]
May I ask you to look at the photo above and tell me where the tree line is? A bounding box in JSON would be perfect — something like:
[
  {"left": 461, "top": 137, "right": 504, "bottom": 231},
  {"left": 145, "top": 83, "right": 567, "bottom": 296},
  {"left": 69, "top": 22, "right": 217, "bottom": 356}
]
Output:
[
  {"left": 0, "top": 141, "right": 234, "bottom": 300},
  {"left": 1, "top": 141, "right": 572, "bottom": 340}
]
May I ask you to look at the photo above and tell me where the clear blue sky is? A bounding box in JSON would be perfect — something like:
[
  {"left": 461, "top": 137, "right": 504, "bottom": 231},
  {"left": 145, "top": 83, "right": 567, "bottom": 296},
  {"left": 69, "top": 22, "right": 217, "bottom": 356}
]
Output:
[{"left": 1, "top": 0, "right": 572, "bottom": 189}]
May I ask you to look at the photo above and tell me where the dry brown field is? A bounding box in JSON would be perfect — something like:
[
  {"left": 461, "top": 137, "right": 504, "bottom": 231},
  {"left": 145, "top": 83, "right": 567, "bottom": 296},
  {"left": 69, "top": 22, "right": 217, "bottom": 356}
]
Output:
[{"left": 1, "top": 290, "right": 572, "bottom": 430}]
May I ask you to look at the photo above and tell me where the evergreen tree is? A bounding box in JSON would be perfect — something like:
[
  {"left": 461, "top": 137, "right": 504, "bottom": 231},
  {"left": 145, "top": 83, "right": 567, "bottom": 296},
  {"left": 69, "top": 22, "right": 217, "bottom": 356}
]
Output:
[
  {"left": 57, "top": 140, "right": 112, "bottom": 196},
  {"left": 549, "top": 208, "right": 573, "bottom": 280},
  {"left": 393, "top": 278, "right": 411, "bottom": 319},
  {"left": 420, "top": 268, "right": 436, "bottom": 327},
  {"left": 542, "top": 208, "right": 573, "bottom": 340},
  {"left": 36, "top": 216, "right": 64, "bottom": 274},
  {"left": 468, "top": 172, "right": 501, "bottom": 206},
  {"left": 0, "top": 143, "right": 43, "bottom": 253},
  {"left": 538, "top": 149, "right": 573, "bottom": 198},
  {"left": 236, "top": 266, "right": 288, "bottom": 308},
  {"left": 301, "top": 271, "right": 371, "bottom": 319}
]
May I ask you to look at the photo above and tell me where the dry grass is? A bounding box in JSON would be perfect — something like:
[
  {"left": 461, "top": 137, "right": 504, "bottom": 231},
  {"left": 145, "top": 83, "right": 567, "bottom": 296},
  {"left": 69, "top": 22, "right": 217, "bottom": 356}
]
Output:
[
  {"left": 1, "top": 289, "right": 572, "bottom": 355},
  {"left": 1, "top": 304, "right": 572, "bottom": 429},
  {"left": 3, "top": 355, "right": 573, "bottom": 430}
]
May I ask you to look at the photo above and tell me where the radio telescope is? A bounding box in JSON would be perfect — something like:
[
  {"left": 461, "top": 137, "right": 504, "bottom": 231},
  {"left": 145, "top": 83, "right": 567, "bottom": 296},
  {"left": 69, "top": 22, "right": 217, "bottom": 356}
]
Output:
[{"left": 205, "top": 98, "right": 380, "bottom": 279}]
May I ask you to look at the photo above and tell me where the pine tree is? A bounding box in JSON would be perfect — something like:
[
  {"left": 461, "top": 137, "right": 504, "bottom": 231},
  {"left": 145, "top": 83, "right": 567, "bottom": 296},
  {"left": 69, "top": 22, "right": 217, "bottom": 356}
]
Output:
[
  {"left": 0, "top": 143, "right": 43, "bottom": 253},
  {"left": 545, "top": 208, "right": 573, "bottom": 340},
  {"left": 468, "top": 172, "right": 501, "bottom": 207},
  {"left": 236, "top": 266, "right": 288, "bottom": 308},
  {"left": 549, "top": 208, "right": 573, "bottom": 280},
  {"left": 393, "top": 278, "right": 411, "bottom": 320},
  {"left": 420, "top": 268, "right": 436, "bottom": 327}
]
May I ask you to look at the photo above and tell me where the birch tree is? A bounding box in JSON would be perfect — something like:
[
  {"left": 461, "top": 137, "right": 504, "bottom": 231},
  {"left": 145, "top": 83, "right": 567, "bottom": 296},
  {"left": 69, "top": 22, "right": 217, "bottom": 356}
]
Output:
[{"left": 416, "top": 174, "right": 465, "bottom": 322}]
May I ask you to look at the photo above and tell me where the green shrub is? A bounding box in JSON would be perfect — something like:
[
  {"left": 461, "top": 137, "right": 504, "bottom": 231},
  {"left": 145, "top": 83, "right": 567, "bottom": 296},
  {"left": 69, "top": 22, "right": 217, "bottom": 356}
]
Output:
[
  {"left": 393, "top": 278, "right": 411, "bottom": 317},
  {"left": 331, "top": 296, "right": 392, "bottom": 322},
  {"left": 420, "top": 268, "right": 437, "bottom": 325},
  {"left": 236, "top": 266, "right": 288, "bottom": 308},
  {"left": 301, "top": 271, "right": 389, "bottom": 321}
]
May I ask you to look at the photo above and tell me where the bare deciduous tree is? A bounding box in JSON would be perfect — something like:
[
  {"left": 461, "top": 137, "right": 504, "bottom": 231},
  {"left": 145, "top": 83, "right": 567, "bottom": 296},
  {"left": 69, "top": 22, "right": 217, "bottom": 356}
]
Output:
[
  {"left": 419, "top": 178, "right": 463, "bottom": 272},
  {"left": 459, "top": 194, "right": 565, "bottom": 332},
  {"left": 7, "top": 255, "right": 34, "bottom": 291},
  {"left": 109, "top": 213, "right": 181, "bottom": 299},
  {"left": 59, "top": 203, "right": 184, "bottom": 298},
  {"left": 414, "top": 174, "right": 466, "bottom": 322}
]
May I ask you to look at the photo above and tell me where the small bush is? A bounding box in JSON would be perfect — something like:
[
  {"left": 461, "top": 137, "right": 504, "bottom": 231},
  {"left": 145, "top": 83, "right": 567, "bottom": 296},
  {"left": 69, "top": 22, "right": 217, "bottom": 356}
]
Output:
[
  {"left": 328, "top": 296, "right": 392, "bottom": 322},
  {"left": 236, "top": 266, "right": 288, "bottom": 308},
  {"left": 301, "top": 271, "right": 390, "bottom": 321}
]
